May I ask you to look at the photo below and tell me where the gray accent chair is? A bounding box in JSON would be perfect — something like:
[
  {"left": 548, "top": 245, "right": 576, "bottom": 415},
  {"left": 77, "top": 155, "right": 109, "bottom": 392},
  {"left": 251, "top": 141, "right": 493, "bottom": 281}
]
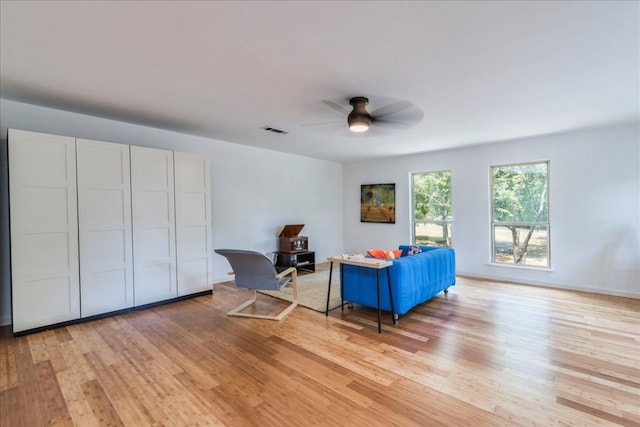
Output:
[{"left": 215, "top": 249, "right": 298, "bottom": 320}]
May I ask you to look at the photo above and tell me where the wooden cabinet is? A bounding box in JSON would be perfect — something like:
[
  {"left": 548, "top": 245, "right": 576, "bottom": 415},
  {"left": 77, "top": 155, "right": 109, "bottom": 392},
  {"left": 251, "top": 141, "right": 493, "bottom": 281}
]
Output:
[
  {"left": 9, "top": 129, "right": 81, "bottom": 332},
  {"left": 9, "top": 129, "right": 212, "bottom": 334}
]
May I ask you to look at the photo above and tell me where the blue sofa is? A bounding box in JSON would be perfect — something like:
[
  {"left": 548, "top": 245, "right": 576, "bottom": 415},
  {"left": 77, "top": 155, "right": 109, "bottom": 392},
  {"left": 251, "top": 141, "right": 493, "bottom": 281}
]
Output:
[{"left": 341, "top": 245, "right": 456, "bottom": 316}]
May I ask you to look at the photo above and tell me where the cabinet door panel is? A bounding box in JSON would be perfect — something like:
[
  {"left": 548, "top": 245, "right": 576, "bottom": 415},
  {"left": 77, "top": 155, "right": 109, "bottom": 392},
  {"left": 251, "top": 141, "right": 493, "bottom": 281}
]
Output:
[
  {"left": 135, "top": 191, "right": 172, "bottom": 223},
  {"left": 174, "top": 153, "right": 212, "bottom": 296},
  {"left": 76, "top": 138, "right": 134, "bottom": 317},
  {"left": 131, "top": 146, "right": 177, "bottom": 305},
  {"left": 180, "top": 226, "right": 208, "bottom": 253},
  {"left": 21, "top": 232, "right": 71, "bottom": 276},
  {"left": 9, "top": 129, "right": 80, "bottom": 332}
]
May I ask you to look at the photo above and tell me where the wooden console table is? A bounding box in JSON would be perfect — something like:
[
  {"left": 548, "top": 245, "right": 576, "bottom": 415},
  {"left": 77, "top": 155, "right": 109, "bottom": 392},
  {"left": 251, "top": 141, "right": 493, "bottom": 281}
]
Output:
[{"left": 325, "top": 256, "right": 395, "bottom": 333}]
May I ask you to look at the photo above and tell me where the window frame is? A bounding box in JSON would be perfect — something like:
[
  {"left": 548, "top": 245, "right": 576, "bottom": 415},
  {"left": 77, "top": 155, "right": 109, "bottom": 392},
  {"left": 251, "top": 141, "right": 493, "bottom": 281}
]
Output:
[
  {"left": 490, "top": 160, "right": 551, "bottom": 268},
  {"left": 410, "top": 169, "right": 452, "bottom": 248}
]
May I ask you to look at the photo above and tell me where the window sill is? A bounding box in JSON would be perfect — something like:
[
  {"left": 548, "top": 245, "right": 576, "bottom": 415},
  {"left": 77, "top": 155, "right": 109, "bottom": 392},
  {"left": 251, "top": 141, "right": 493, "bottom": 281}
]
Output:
[{"left": 487, "top": 262, "right": 553, "bottom": 272}]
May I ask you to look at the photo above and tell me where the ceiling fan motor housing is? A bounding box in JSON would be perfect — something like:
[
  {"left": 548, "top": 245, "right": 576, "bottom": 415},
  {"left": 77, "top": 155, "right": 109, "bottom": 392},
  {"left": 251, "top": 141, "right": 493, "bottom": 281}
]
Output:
[{"left": 348, "top": 97, "right": 371, "bottom": 131}]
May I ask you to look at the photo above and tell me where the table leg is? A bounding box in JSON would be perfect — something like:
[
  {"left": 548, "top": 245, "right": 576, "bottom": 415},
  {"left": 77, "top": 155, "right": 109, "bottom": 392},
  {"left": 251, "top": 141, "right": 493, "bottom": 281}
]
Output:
[
  {"left": 376, "top": 269, "right": 382, "bottom": 333},
  {"left": 340, "top": 264, "right": 345, "bottom": 312},
  {"left": 325, "top": 261, "right": 333, "bottom": 316},
  {"left": 386, "top": 267, "right": 396, "bottom": 325}
]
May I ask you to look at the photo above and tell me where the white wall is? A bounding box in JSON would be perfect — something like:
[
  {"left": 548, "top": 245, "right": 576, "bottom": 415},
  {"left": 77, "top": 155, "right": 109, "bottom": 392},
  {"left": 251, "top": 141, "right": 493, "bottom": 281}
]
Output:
[
  {"left": 343, "top": 123, "right": 640, "bottom": 298},
  {"left": 0, "top": 99, "right": 344, "bottom": 326}
]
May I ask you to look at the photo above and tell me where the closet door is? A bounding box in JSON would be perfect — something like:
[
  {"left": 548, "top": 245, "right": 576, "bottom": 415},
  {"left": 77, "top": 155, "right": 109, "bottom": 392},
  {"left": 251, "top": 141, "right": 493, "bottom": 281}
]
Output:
[
  {"left": 130, "top": 146, "right": 177, "bottom": 305},
  {"left": 9, "top": 129, "right": 80, "bottom": 332},
  {"left": 76, "top": 139, "right": 134, "bottom": 317},
  {"left": 174, "top": 152, "right": 212, "bottom": 296}
]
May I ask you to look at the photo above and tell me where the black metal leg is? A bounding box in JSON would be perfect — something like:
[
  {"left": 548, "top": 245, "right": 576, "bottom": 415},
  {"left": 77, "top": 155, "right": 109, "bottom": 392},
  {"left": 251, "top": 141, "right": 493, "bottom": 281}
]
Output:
[
  {"left": 386, "top": 267, "right": 396, "bottom": 325},
  {"left": 340, "top": 265, "right": 345, "bottom": 312},
  {"left": 376, "top": 269, "right": 382, "bottom": 333},
  {"left": 325, "top": 261, "right": 333, "bottom": 316}
]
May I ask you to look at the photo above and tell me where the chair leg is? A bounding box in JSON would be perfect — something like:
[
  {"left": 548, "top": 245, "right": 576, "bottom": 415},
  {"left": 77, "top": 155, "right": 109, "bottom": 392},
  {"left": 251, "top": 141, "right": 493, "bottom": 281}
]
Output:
[
  {"left": 227, "top": 272, "right": 299, "bottom": 321},
  {"left": 227, "top": 290, "right": 258, "bottom": 317},
  {"left": 272, "top": 271, "right": 298, "bottom": 321}
]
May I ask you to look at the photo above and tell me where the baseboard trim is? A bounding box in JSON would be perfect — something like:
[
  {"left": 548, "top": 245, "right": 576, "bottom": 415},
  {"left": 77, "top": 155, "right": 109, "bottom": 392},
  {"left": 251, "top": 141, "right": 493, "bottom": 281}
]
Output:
[
  {"left": 10, "top": 290, "right": 213, "bottom": 337},
  {"left": 457, "top": 273, "right": 640, "bottom": 300}
]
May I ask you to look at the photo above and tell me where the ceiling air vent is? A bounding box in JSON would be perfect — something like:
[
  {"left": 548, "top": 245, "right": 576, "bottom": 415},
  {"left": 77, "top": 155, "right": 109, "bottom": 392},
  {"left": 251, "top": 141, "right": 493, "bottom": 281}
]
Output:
[{"left": 261, "top": 126, "right": 288, "bottom": 135}]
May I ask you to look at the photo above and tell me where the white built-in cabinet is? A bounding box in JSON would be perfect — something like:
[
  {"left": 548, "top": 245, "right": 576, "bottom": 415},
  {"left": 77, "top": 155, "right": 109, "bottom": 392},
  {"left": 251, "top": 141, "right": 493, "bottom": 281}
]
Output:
[
  {"left": 174, "top": 152, "right": 213, "bottom": 296},
  {"left": 76, "top": 138, "right": 134, "bottom": 317},
  {"left": 9, "top": 130, "right": 80, "bottom": 332},
  {"left": 130, "top": 146, "right": 178, "bottom": 306},
  {"left": 9, "top": 129, "right": 212, "bottom": 333}
]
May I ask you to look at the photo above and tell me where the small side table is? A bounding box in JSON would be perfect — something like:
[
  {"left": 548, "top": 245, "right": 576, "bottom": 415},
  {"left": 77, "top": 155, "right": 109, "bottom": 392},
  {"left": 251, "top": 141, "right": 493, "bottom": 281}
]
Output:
[{"left": 325, "top": 256, "right": 395, "bottom": 333}]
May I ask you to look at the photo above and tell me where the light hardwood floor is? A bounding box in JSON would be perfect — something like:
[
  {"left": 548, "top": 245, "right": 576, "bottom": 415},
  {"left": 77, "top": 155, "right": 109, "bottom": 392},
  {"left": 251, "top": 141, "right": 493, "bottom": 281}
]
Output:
[{"left": 1, "top": 270, "right": 639, "bottom": 426}]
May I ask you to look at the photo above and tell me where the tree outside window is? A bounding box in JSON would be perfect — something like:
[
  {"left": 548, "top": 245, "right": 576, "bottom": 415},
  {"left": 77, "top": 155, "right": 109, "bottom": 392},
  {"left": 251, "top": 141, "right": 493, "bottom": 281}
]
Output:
[
  {"left": 411, "top": 170, "right": 452, "bottom": 247},
  {"left": 491, "top": 161, "right": 550, "bottom": 267}
]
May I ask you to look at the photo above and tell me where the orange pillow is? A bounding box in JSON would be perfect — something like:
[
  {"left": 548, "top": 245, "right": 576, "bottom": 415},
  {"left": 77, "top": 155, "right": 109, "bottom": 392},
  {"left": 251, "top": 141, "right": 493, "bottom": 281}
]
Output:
[
  {"left": 367, "top": 249, "right": 386, "bottom": 259},
  {"left": 367, "top": 249, "right": 403, "bottom": 259}
]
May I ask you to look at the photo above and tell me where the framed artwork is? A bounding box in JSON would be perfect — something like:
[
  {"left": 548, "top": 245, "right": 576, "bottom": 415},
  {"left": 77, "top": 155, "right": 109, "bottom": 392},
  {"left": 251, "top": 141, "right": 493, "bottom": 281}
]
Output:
[{"left": 360, "top": 183, "right": 396, "bottom": 223}]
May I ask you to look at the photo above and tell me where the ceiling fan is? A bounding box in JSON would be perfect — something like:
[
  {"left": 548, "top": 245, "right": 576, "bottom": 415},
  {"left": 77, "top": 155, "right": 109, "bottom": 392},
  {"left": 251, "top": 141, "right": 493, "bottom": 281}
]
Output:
[{"left": 303, "top": 96, "right": 424, "bottom": 135}]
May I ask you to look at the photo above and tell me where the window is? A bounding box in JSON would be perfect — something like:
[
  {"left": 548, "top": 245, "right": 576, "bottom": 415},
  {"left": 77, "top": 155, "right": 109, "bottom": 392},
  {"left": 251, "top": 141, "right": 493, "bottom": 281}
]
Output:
[
  {"left": 491, "top": 161, "right": 550, "bottom": 267},
  {"left": 411, "top": 170, "right": 452, "bottom": 247}
]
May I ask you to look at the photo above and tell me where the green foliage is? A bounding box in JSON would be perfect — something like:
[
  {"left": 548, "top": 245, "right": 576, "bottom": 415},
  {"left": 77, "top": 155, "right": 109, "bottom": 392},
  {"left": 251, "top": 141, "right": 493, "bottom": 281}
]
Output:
[
  {"left": 412, "top": 171, "right": 452, "bottom": 246},
  {"left": 413, "top": 171, "right": 451, "bottom": 221},
  {"left": 492, "top": 162, "right": 549, "bottom": 265},
  {"left": 492, "top": 163, "right": 548, "bottom": 223}
]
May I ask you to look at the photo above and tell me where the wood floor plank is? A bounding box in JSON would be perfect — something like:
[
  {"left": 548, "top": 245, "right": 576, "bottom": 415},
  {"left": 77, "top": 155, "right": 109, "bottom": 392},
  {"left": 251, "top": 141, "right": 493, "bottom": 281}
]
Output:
[
  {"left": 0, "top": 334, "right": 18, "bottom": 392},
  {"left": 83, "top": 351, "right": 155, "bottom": 426},
  {"left": 1, "top": 276, "right": 638, "bottom": 426},
  {"left": 56, "top": 366, "right": 100, "bottom": 427},
  {"left": 80, "top": 378, "right": 125, "bottom": 427},
  {"left": 0, "top": 386, "right": 22, "bottom": 427}
]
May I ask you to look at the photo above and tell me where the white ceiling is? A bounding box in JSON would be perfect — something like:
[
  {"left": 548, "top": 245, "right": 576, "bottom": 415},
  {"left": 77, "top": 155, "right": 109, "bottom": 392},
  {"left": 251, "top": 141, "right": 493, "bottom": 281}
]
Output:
[{"left": 1, "top": 1, "right": 638, "bottom": 163}]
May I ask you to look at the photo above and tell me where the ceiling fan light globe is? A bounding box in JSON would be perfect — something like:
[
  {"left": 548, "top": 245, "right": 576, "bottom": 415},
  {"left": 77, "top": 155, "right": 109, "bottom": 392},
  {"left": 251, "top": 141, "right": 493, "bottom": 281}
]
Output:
[
  {"left": 349, "top": 123, "right": 369, "bottom": 132},
  {"left": 348, "top": 109, "right": 371, "bottom": 133}
]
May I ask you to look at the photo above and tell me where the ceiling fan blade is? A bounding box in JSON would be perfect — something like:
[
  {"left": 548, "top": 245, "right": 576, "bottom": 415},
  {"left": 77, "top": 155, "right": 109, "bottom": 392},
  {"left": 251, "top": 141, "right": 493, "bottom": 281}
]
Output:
[
  {"left": 302, "top": 120, "right": 343, "bottom": 127},
  {"left": 372, "top": 118, "right": 414, "bottom": 129},
  {"left": 370, "top": 100, "right": 414, "bottom": 119},
  {"left": 322, "top": 99, "right": 351, "bottom": 115}
]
